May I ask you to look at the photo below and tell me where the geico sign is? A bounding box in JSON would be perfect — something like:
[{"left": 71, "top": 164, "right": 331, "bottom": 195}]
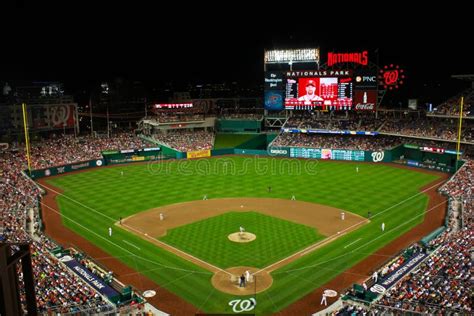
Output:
[
  {"left": 270, "top": 149, "right": 288, "bottom": 155},
  {"left": 355, "top": 103, "right": 375, "bottom": 110}
]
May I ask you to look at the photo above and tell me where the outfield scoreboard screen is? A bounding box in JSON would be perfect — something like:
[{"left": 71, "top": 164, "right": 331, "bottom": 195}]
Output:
[
  {"left": 264, "top": 49, "right": 379, "bottom": 112},
  {"left": 264, "top": 70, "right": 354, "bottom": 111},
  {"left": 289, "top": 147, "right": 365, "bottom": 161},
  {"left": 285, "top": 75, "right": 353, "bottom": 110}
]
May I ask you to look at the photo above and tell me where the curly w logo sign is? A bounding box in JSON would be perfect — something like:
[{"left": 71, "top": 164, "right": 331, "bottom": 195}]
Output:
[{"left": 228, "top": 298, "right": 256, "bottom": 313}]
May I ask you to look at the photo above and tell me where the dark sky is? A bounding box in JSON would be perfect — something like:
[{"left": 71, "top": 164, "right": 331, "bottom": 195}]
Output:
[{"left": 2, "top": 5, "right": 473, "bottom": 103}]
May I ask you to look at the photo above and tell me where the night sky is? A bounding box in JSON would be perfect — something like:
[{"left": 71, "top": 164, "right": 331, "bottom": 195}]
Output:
[{"left": 2, "top": 5, "right": 472, "bottom": 104}]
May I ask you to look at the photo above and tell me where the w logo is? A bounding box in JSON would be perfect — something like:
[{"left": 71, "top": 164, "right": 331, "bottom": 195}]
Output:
[
  {"left": 371, "top": 152, "right": 384, "bottom": 163},
  {"left": 228, "top": 298, "right": 256, "bottom": 313}
]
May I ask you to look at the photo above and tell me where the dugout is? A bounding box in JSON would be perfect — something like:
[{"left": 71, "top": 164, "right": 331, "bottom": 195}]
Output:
[
  {"left": 393, "top": 144, "right": 460, "bottom": 173},
  {"left": 101, "top": 148, "right": 170, "bottom": 165}
]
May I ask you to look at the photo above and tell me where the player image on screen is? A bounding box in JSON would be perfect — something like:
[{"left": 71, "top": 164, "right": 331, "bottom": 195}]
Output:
[
  {"left": 284, "top": 75, "right": 353, "bottom": 110},
  {"left": 297, "top": 79, "right": 324, "bottom": 104}
]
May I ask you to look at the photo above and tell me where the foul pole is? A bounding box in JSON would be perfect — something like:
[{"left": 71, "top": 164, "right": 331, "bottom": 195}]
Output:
[
  {"left": 22, "top": 103, "right": 32, "bottom": 175},
  {"left": 456, "top": 97, "right": 464, "bottom": 169}
]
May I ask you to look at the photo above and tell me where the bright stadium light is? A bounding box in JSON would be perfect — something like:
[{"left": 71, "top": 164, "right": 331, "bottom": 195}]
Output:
[{"left": 265, "top": 49, "right": 320, "bottom": 64}]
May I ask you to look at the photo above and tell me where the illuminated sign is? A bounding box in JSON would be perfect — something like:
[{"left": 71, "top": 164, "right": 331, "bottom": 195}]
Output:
[
  {"left": 327, "top": 51, "right": 368, "bottom": 67},
  {"left": 379, "top": 65, "right": 405, "bottom": 90},
  {"left": 264, "top": 91, "right": 284, "bottom": 111},
  {"left": 420, "top": 147, "right": 444, "bottom": 154},
  {"left": 353, "top": 90, "right": 377, "bottom": 111},
  {"left": 265, "top": 49, "right": 320, "bottom": 64},
  {"left": 284, "top": 77, "right": 353, "bottom": 110},
  {"left": 154, "top": 103, "right": 193, "bottom": 109},
  {"left": 286, "top": 70, "right": 351, "bottom": 77},
  {"left": 264, "top": 72, "right": 285, "bottom": 90}
]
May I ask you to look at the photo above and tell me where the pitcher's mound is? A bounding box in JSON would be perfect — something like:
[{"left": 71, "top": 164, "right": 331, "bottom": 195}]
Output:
[
  {"left": 212, "top": 266, "right": 273, "bottom": 295},
  {"left": 228, "top": 232, "right": 256, "bottom": 243}
]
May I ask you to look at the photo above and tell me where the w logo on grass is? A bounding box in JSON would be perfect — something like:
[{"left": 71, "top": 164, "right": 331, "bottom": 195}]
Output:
[{"left": 229, "top": 298, "right": 256, "bottom": 313}]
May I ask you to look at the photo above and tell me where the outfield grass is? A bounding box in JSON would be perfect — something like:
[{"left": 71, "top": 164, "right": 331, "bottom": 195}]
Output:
[
  {"left": 160, "top": 211, "right": 324, "bottom": 268},
  {"left": 46, "top": 156, "right": 439, "bottom": 315}
]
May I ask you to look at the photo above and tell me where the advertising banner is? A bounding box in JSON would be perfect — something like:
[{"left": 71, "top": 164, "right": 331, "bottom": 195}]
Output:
[
  {"left": 289, "top": 147, "right": 366, "bottom": 161},
  {"left": 187, "top": 150, "right": 211, "bottom": 159},
  {"left": 268, "top": 147, "right": 289, "bottom": 157},
  {"left": 281, "top": 128, "right": 378, "bottom": 136},
  {"left": 370, "top": 252, "right": 428, "bottom": 294},
  {"left": 59, "top": 255, "right": 119, "bottom": 298},
  {"left": 28, "top": 159, "right": 104, "bottom": 179}
]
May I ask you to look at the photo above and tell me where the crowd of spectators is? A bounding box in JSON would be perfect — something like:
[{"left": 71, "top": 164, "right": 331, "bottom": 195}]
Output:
[
  {"left": 1, "top": 133, "right": 150, "bottom": 313},
  {"left": 21, "top": 133, "right": 149, "bottom": 169},
  {"left": 282, "top": 111, "right": 474, "bottom": 143},
  {"left": 432, "top": 88, "right": 473, "bottom": 117},
  {"left": 152, "top": 130, "right": 214, "bottom": 152},
  {"left": 380, "top": 117, "right": 473, "bottom": 142},
  {"left": 378, "top": 160, "right": 473, "bottom": 314},
  {"left": 328, "top": 160, "right": 473, "bottom": 315},
  {"left": 150, "top": 113, "right": 206, "bottom": 123},
  {"left": 219, "top": 113, "right": 263, "bottom": 120},
  {"left": 273, "top": 134, "right": 400, "bottom": 151}
]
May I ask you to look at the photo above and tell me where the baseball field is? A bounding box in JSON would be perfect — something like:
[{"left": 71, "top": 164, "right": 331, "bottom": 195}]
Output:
[{"left": 39, "top": 156, "right": 443, "bottom": 315}]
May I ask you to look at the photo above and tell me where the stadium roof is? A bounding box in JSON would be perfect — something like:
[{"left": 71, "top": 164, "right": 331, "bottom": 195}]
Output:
[{"left": 452, "top": 74, "right": 474, "bottom": 81}]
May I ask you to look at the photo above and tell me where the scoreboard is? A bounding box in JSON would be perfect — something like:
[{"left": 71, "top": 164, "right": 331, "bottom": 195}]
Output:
[{"left": 289, "top": 147, "right": 365, "bottom": 161}]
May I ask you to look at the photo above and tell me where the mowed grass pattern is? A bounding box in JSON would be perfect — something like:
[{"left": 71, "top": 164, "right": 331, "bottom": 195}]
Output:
[
  {"left": 46, "top": 157, "right": 440, "bottom": 315},
  {"left": 161, "top": 211, "right": 323, "bottom": 268}
]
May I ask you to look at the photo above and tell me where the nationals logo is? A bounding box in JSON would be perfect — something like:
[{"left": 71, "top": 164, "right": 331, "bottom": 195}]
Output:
[
  {"left": 228, "top": 298, "right": 256, "bottom": 313},
  {"left": 50, "top": 105, "right": 72, "bottom": 127},
  {"left": 371, "top": 151, "right": 384, "bottom": 162},
  {"left": 379, "top": 65, "right": 405, "bottom": 90},
  {"left": 370, "top": 284, "right": 386, "bottom": 294}
]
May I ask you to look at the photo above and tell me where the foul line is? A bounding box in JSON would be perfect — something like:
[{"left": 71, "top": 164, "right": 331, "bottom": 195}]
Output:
[
  {"left": 38, "top": 200, "right": 211, "bottom": 275},
  {"left": 257, "top": 179, "right": 444, "bottom": 276},
  {"left": 344, "top": 238, "right": 362, "bottom": 249},
  {"left": 38, "top": 177, "right": 445, "bottom": 280},
  {"left": 38, "top": 183, "right": 116, "bottom": 222},
  {"left": 273, "top": 199, "right": 446, "bottom": 275},
  {"left": 122, "top": 240, "right": 141, "bottom": 250},
  {"left": 370, "top": 181, "right": 442, "bottom": 219},
  {"left": 39, "top": 182, "right": 227, "bottom": 276},
  {"left": 122, "top": 223, "right": 232, "bottom": 276}
]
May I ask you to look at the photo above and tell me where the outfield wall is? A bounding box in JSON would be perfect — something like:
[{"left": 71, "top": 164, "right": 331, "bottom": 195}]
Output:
[
  {"left": 102, "top": 148, "right": 165, "bottom": 165},
  {"left": 28, "top": 159, "right": 105, "bottom": 179},
  {"left": 138, "top": 135, "right": 185, "bottom": 159},
  {"left": 267, "top": 146, "right": 391, "bottom": 162},
  {"left": 216, "top": 119, "right": 262, "bottom": 133}
]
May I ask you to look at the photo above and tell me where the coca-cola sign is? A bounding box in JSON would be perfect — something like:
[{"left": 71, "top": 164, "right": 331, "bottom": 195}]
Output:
[
  {"left": 354, "top": 90, "right": 376, "bottom": 110},
  {"left": 355, "top": 103, "right": 375, "bottom": 110}
]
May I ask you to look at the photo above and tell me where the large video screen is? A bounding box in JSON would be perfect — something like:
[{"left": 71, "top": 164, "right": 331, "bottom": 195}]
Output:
[
  {"left": 285, "top": 77, "right": 353, "bottom": 110},
  {"left": 289, "top": 147, "right": 365, "bottom": 161}
]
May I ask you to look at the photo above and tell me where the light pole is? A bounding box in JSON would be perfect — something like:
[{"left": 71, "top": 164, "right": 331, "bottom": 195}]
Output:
[
  {"left": 89, "top": 96, "right": 94, "bottom": 137},
  {"left": 106, "top": 103, "right": 110, "bottom": 138}
]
